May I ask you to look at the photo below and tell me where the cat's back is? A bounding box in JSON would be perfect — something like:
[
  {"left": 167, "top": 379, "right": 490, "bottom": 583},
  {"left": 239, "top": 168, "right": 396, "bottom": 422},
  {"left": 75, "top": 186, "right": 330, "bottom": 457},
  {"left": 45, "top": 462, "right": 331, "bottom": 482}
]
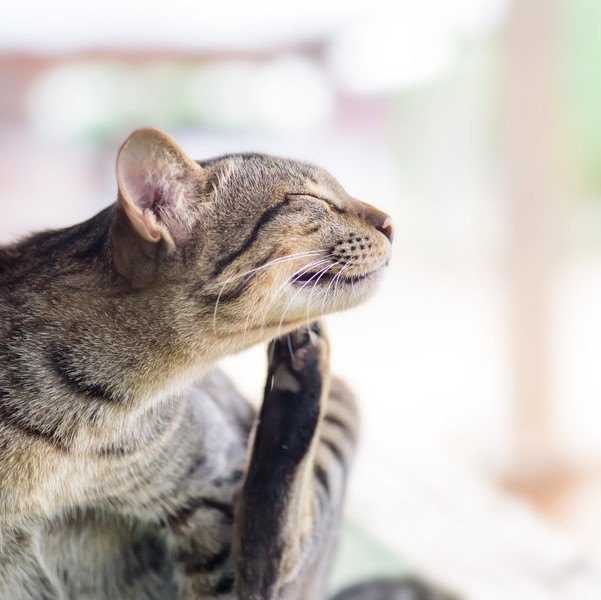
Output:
[{"left": 0, "top": 208, "right": 116, "bottom": 344}]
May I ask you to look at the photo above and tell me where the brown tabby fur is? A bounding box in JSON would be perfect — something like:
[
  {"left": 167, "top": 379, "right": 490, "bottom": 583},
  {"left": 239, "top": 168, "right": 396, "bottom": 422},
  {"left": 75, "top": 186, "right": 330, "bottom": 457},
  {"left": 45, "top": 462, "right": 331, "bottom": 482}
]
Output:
[{"left": 0, "top": 128, "right": 450, "bottom": 599}]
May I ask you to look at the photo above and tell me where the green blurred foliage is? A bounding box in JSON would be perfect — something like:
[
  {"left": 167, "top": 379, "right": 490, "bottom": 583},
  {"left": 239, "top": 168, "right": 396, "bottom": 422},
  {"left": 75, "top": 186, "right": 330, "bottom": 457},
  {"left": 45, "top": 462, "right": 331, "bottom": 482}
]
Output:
[
  {"left": 330, "top": 520, "right": 409, "bottom": 593},
  {"left": 560, "top": 0, "right": 601, "bottom": 196}
]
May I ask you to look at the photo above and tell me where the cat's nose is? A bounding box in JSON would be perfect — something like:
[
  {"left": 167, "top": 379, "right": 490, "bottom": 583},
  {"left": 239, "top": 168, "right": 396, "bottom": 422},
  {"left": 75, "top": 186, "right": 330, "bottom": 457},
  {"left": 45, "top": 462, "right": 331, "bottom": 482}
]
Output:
[
  {"left": 354, "top": 200, "right": 394, "bottom": 243},
  {"left": 377, "top": 217, "right": 394, "bottom": 243}
]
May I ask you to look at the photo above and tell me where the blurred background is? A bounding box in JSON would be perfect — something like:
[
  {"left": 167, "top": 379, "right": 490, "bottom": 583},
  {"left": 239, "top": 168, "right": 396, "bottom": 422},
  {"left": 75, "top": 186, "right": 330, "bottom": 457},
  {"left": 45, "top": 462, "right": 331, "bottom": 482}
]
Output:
[{"left": 2, "top": 1, "right": 601, "bottom": 598}]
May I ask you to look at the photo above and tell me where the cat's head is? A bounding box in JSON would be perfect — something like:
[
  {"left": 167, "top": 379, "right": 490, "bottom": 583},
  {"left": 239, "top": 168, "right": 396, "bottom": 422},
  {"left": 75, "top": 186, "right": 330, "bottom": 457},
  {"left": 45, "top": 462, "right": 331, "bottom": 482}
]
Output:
[{"left": 113, "top": 128, "right": 393, "bottom": 353}]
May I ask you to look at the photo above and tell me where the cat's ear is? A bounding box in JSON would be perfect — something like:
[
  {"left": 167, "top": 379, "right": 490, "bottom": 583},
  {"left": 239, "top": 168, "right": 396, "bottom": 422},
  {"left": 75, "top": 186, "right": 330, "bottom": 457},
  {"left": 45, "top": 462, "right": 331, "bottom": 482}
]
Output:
[{"left": 116, "top": 128, "right": 203, "bottom": 246}]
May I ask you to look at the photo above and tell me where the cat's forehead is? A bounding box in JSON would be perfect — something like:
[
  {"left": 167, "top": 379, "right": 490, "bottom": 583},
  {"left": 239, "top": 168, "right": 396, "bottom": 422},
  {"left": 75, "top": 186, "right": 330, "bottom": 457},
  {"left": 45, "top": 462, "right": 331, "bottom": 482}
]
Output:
[{"left": 198, "top": 153, "right": 342, "bottom": 198}]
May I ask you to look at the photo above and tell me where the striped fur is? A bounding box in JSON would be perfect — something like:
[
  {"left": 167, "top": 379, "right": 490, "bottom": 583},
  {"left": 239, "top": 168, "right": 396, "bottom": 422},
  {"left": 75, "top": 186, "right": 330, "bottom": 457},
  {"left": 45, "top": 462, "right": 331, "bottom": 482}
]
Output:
[{"left": 0, "top": 128, "right": 450, "bottom": 599}]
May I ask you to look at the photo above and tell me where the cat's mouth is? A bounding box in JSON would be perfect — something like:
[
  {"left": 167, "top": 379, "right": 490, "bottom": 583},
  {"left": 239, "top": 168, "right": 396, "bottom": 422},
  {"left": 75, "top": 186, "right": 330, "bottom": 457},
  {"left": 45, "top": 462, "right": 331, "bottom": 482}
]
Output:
[{"left": 291, "top": 267, "right": 382, "bottom": 288}]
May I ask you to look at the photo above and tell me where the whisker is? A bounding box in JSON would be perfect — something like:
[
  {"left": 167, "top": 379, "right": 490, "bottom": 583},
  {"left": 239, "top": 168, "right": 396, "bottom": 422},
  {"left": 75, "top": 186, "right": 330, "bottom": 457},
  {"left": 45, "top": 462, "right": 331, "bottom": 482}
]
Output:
[
  {"left": 239, "top": 255, "right": 330, "bottom": 342},
  {"left": 211, "top": 250, "right": 322, "bottom": 332},
  {"left": 331, "top": 262, "right": 353, "bottom": 304},
  {"left": 205, "top": 250, "right": 322, "bottom": 293},
  {"left": 275, "top": 260, "right": 336, "bottom": 337},
  {"left": 295, "top": 261, "right": 336, "bottom": 293},
  {"left": 259, "top": 255, "right": 335, "bottom": 329},
  {"left": 320, "top": 260, "right": 349, "bottom": 315},
  {"left": 305, "top": 261, "right": 340, "bottom": 322},
  {"left": 240, "top": 304, "right": 254, "bottom": 349}
]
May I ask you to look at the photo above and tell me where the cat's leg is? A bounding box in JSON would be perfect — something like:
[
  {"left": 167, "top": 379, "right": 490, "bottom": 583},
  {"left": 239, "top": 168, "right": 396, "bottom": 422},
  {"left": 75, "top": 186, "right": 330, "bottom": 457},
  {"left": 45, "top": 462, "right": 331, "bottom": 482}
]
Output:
[{"left": 234, "top": 321, "right": 359, "bottom": 600}]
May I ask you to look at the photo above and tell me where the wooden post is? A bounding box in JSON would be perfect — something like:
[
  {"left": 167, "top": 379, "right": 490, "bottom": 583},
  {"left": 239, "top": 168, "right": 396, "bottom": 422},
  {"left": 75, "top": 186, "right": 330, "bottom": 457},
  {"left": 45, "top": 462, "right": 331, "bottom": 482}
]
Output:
[{"left": 503, "top": 0, "right": 565, "bottom": 482}]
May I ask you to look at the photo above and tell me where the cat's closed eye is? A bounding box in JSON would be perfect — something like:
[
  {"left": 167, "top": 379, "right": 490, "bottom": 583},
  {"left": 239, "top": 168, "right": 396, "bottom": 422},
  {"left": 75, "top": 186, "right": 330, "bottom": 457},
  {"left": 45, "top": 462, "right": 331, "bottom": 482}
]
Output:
[{"left": 287, "top": 192, "right": 345, "bottom": 214}]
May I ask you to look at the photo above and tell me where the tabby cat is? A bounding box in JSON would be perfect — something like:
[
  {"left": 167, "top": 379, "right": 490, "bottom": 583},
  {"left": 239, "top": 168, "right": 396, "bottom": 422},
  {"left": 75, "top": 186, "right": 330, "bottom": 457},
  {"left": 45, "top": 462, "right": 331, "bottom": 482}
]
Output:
[{"left": 0, "top": 128, "right": 452, "bottom": 599}]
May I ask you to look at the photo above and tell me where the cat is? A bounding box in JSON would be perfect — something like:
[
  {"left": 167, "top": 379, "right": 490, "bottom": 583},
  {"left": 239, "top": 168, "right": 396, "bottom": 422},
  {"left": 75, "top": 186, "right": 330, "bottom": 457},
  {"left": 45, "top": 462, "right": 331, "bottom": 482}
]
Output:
[{"left": 0, "top": 128, "right": 452, "bottom": 599}]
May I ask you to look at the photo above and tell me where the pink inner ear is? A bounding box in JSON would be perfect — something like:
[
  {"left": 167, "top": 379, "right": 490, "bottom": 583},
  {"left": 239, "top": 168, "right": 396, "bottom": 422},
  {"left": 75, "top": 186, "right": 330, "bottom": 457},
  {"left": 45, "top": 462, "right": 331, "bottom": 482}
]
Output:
[
  {"left": 122, "top": 163, "right": 179, "bottom": 215},
  {"left": 121, "top": 158, "right": 154, "bottom": 211},
  {"left": 118, "top": 134, "right": 195, "bottom": 245}
]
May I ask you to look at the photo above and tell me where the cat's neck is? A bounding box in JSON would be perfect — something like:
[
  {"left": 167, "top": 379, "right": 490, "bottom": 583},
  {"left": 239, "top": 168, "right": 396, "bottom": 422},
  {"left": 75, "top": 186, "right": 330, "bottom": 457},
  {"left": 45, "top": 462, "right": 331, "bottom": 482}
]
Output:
[{"left": 0, "top": 208, "right": 222, "bottom": 404}]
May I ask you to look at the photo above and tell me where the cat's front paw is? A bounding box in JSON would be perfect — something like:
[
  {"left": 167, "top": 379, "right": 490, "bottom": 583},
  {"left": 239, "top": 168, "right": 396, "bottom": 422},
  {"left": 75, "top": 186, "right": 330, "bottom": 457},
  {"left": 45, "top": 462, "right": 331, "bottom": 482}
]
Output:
[
  {"left": 256, "top": 322, "right": 329, "bottom": 465},
  {"left": 268, "top": 320, "right": 329, "bottom": 389}
]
